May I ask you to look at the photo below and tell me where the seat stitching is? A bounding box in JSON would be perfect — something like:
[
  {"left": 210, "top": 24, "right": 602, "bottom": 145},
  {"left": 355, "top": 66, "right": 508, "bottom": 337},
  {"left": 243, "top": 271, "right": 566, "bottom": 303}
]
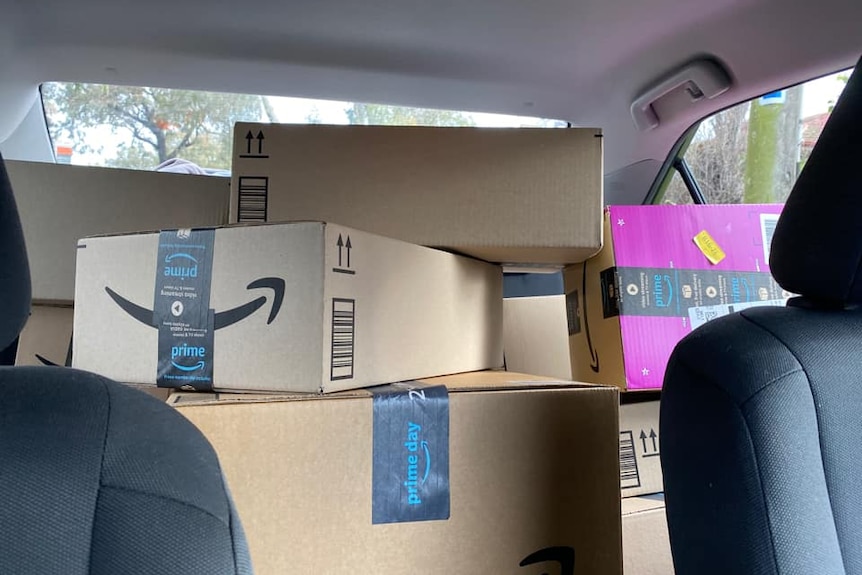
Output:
[
  {"left": 674, "top": 354, "right": 785, "bottom": 574},
  {"left": 86, "top": 377, "right": 112, "bottom": 574},
  {"left": 98, "top": 483, "right": 230, "bottom": 527},
  {"left": 738, "top": 310, "right": 848, "bottom": 573}
]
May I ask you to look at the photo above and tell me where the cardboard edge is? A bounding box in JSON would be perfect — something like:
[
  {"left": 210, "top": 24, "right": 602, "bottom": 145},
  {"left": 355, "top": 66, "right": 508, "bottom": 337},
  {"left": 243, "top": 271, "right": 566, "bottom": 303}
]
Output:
[{"left": 169, "top": 380, "right": 616, "bottom": 407}]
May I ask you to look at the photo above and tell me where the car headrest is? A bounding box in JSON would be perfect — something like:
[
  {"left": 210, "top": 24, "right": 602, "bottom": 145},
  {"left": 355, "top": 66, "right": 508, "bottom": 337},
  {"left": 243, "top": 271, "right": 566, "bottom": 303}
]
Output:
[
  {"left": 0, "top": 153, "right": 31, "bottom": 350},
  {"left": 770, "top": 56, "right": 862, "bottom": 306}
]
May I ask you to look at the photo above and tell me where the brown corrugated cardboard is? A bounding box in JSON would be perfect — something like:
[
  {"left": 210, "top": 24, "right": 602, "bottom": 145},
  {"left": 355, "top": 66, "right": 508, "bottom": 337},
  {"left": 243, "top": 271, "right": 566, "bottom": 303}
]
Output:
[
  {"left": 230, "top": 123, "right": 603, "bottom": 266},
  {"left": 503, "top": 295, "right": 572, "bottom": 380},
  {"left": 7, "top": 160, "right": 229, "bottom": 303},
  {"left": 619, "top": 399, "right": 662, "bottom": 498},
  {"left": 171, "top": 371, "right": 622, "bottom": 575},
  {"left": 73, "top": 222, "right": 503, "bottom": 393},
  {"left": 14, "top": 304, "right": 74, "bottom": 366},
  {"left": 622, "top": 495, "right": 674, "bottom": 574}
]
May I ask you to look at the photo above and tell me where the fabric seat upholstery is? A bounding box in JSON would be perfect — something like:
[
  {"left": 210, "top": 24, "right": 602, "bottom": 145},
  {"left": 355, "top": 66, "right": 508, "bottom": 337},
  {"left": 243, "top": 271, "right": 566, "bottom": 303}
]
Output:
[
  {"left": 661, "top": 55, "right": 862, "bottom": 575},
  {"left": 0, "top": 152, "right": 254, "bottom": 574}
]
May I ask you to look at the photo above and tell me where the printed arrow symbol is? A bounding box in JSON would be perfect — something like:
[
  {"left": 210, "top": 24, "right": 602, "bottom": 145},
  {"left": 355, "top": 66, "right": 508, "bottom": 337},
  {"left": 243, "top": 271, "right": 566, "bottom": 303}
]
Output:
[
  {"left": 650, "top": 428, "right": 658, "bottom": 452},
  {"left": 245, "top": 130, "right": 254, "bottom": 154},
  {"left": 345, "top": 235, "right": 352, "bottom": 268},
  {"left": 256, "top": 130, "right": 265, "bottom": 154},
  {"left": 337, "top": 234, "right": 344, "bottom": 267},
  {"left": 640, "top": 430, "right": 648, "bottom": 453}
]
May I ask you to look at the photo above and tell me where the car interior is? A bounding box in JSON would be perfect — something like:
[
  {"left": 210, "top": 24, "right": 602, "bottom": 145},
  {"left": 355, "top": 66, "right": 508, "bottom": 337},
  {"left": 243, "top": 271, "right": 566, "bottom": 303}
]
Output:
[{"left": 0, "top": 0, "right": 860, "bottom": 573}]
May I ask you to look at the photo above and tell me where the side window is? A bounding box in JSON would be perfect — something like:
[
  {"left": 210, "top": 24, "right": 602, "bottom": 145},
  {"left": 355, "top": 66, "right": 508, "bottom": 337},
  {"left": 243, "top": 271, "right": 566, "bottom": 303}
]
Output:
[{"left": 657, "top": 69, "right": 850, "bottom": 204}]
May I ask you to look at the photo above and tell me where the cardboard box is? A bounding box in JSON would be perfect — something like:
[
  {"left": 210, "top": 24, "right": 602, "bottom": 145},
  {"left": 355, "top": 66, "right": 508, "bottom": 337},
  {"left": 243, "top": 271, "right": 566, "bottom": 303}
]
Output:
[
  {"left": 622, "top": 494, "right": 674, "bottom": 574},
  {"left": 503, "top": 294, "right": 572, "bottom": 380},
  {"left": 619, "top": 399, "right": 662, "bottom": 498},
  {"left": 14, "top": 304, "right": 74, "bottom": 366},
  {"left": 73, "top": 222, "right": 503, "bottom": 393},
  {"left": 7, "top": 160, "right": 229, "bottom": 302},
  {"left": 564, "top": 204, "right": 790, "bottom": 390},
  {"left": 230, "top": 123, "right": 603, "bottom": 266},
  {"left": 171, "top": 371, "right": 622, "bottom": 575}
]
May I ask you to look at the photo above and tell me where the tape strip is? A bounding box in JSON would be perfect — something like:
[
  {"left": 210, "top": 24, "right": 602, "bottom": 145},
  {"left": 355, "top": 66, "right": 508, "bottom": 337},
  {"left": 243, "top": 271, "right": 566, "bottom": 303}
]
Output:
[
  {"left": 154, "top": 229, "right": 216, "bottom": 389},
  {"left": 371, "top": 382, "right": 450, "bottom": 524}
]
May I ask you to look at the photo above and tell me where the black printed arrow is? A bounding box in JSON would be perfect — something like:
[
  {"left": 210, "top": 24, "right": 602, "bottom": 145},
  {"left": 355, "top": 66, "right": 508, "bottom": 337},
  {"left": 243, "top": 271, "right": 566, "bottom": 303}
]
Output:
[
  {"left": 650, "top": 428, "right": 658, "bottom": 452},
  {"left": 337, "top": 234, "right": 344, "bottom": 267},
  {"left": 256, "top": 130, "right": 265, "bottom": 154},
  {"left": 105, "top": 277, "right": 285, "bottom": 330},
  {"left": 640, "top": 429, "right": 648, "bottom": 453},
  {"left": 245, "top": 130, "right": 254, "bottom": 154},
  {"left": 345, "top": 235, "right": 352, "bottom": 267}
]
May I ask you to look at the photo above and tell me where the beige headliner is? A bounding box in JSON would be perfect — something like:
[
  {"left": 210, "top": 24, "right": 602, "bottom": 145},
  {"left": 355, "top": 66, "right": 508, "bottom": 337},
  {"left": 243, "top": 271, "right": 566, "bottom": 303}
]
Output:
[{"left": 0, "top": 0, "right": 858, "bottom": 203}]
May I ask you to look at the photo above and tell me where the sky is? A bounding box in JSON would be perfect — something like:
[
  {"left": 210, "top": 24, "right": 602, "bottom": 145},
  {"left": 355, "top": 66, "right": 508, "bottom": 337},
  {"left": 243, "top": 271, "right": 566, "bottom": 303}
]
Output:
[
  {"left": 266, "top": 96, "right": 559, "bottom": 128},
  {"left": 801, "top": 70, "right": 848, "bottom": 117}
]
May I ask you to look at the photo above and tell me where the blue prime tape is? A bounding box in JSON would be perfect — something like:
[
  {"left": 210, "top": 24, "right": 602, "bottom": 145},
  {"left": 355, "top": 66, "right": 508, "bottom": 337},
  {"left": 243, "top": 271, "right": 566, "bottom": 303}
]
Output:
[
  {"left": 154, "top": 229, "right": 216, "bottom": 390},
  {"left": 371, "top": 382, "right": 450, "bottom": 525}
]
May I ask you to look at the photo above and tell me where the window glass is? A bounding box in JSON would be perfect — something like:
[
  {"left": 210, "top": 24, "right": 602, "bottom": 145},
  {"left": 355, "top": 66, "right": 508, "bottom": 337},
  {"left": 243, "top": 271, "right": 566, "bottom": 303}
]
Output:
[
  {"left": 665, "top": 69, "right": 850, "bottom": 204},
  {"left": 659, "top": 171, "right": 695, "bottom": 205},
  {"left": 41, "top": 83, "right": 566, "bottom": 173}
]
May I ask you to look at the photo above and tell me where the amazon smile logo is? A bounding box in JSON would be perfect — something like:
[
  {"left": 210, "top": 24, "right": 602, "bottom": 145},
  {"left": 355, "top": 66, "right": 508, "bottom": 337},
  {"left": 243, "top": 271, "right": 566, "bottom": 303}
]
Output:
[
  {"left": 163, "top": 252, "right": 199, "bottom": 279},
  {"left": 105, "top": 277, "right": 286, "bottom": 330},
  {"left": 519, "top": 546, "right": 576, "bottom": 574},
  {"left": 171, "top": 343, "right": 206, "bottom": 372}
]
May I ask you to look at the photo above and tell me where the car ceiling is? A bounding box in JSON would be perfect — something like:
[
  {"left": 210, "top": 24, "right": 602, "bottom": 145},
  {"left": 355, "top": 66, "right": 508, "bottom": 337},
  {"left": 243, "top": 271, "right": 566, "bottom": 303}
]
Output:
[{"left": 0, "top": 0, "right": 859, "bottom": 204}]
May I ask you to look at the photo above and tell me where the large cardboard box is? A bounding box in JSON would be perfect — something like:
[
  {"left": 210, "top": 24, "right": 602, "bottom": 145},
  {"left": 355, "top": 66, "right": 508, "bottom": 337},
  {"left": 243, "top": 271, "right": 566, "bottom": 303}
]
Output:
[
  {"left": 171, "top": 371, "right": 622, "bottom": 574},
  {"left": 503, "top": 294, "right": 572, "bottom": 380},
  {"left": 14, "top": 304, "right": 74, "bottom": 366},
  {"left": 7, "top": 160, "right": 229, "bottom": 303},
  {"left": 619, "top": 399, "right": 662, "bottom": 498},
  {"left": 230, "top": 123, "right": 603, "bottom": 266},
  {"left": 564, "top": 204, "right": 790, "bottom": 391},
  {"left": 500, "top": 294, "right": 664, "bottom": 497},
  {"left": 73, "top": 222, "right": 503, "bottom": 393},
  {"left": 622, "top": 494, "right": 673, "bottom": 574}
]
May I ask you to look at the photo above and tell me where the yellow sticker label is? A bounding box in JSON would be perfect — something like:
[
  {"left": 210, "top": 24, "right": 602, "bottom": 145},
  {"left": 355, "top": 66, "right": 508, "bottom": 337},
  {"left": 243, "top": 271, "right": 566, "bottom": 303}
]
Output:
[{"left": 693, "top": 230, "right": 726, "bottom": 265}]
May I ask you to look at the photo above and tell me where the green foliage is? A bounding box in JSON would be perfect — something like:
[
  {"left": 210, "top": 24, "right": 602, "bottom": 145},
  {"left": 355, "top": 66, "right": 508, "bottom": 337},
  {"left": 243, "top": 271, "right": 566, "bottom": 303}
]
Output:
[
  {"left": 827, "top": 74, "right": 850, "bottom": 113},
  {"left": 346, "top": 103, "right": 476, "bottom": 126},
  {"left": 43, "top": 83, "right": 263, "bottom": 169}
]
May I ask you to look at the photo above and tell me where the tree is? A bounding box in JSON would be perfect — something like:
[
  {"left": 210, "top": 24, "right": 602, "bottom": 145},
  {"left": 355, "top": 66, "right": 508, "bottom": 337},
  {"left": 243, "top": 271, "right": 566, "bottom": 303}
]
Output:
[
  {"left": 43, "top": 83, "right": 265, "bottom": 169},
  {"left": 662, "top": 84, "right": 804, "bottom": 205},
  {"left": 662, "top": 102, "right": 749, "bottom": 205},
  {"left": 742, "top": 85, "right": 802, "bottom": 203},
  {"left": 346, "top": 103, "right": 476, "bottom": 126}
]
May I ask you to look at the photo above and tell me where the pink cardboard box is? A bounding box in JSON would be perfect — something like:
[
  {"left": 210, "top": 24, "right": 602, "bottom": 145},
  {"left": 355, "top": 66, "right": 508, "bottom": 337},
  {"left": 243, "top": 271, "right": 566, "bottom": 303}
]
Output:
[{"left": 564, "top": 204, "right": 791, "bottom": 391}]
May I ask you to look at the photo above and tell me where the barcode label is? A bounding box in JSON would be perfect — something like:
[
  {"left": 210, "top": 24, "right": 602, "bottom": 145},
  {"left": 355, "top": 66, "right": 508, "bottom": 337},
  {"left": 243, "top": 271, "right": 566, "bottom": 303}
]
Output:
[
  {"left": 688, "top": 299, "right": 787, "bottom": 330},
  {"left": 237, "top": 176, "right": 269, "bottom": 222},
  {"left": 619, "top": 430, "right": 641, "bottom": 489},
  {"left": 331, "top": 298, "right": 356, "bottom": 380},
  {"left": 761, "top": 214, "right": 779, "bottom": 263}
]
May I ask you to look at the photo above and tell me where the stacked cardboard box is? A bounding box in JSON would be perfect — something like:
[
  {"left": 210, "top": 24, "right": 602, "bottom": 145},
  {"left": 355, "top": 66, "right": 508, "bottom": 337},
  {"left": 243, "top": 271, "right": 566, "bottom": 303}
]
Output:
[
  {"left": 7, "top": 160, "right": 229, "bottom": 365},
  {"left": 42, "top": 123, "right": 632, "bottom": 573},
  {"left": 502, "top": 203, "right": 796, "bottom": 574},
  {"left": 72, "top": 222, "right": 504, "bottom": 392},
  {"left": 171, "top": 371, "right": 621, "bottom": 574},
  {"left": 565, "top": 204, "right": 788, "bottom": 391},
  {"left": 229, "top": 122, "right": 604, "bottom": 266}
]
